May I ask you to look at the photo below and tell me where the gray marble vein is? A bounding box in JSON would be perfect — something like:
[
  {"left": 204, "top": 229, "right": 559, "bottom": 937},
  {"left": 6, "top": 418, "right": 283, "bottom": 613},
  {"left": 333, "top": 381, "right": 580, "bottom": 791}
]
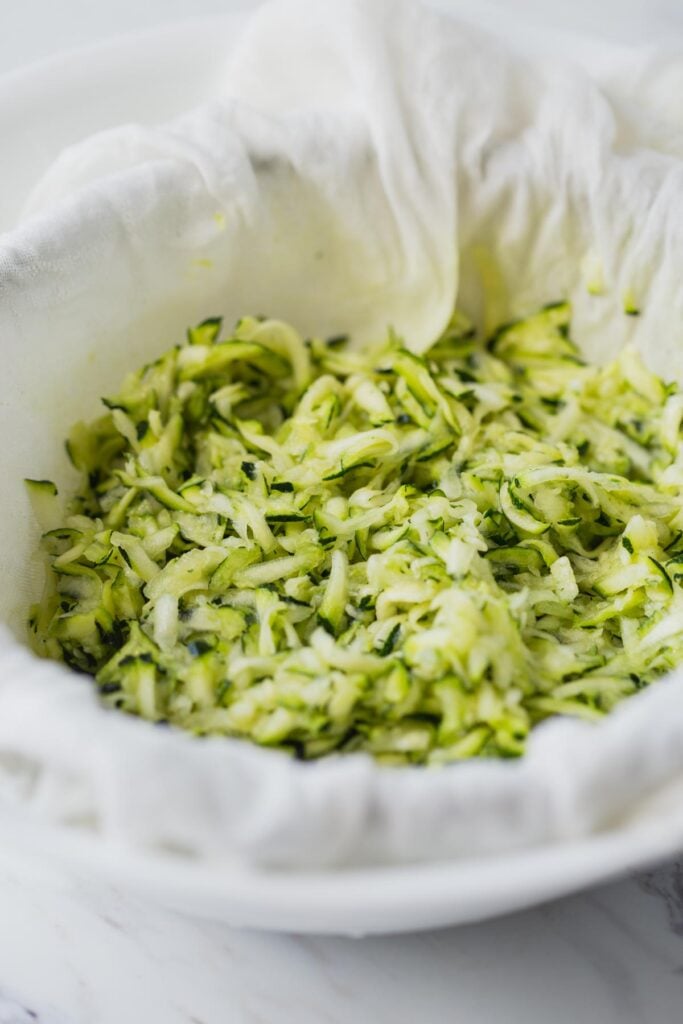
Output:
[
  {"left": 0, "top": 995, "right": 36, "bottom": 1024},
  {"left": 0, "top": 992, "right": 71, "bottom": 1024}
]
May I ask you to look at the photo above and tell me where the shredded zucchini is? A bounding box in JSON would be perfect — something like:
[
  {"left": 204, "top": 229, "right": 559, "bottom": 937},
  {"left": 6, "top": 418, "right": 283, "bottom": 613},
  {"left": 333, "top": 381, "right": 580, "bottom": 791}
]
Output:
[{"left": 26, "top": 306, "right": 683, "bottom": 763}]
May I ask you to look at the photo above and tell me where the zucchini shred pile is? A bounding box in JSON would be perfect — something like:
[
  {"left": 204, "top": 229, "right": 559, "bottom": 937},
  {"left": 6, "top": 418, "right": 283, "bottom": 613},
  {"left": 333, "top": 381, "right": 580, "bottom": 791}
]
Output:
[{"left": 26, "top": 304, "right": 683, "bottom": 764}]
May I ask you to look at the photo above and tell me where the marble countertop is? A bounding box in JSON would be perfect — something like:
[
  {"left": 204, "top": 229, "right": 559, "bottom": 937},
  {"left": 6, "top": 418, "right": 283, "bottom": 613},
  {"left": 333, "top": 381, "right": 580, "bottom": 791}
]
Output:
[
  {"left": 0, "top": 851, "right": 682, "bottom": 1023},
  {"left": 4, "top": 1, "right": 683, "bottom": 1022}
]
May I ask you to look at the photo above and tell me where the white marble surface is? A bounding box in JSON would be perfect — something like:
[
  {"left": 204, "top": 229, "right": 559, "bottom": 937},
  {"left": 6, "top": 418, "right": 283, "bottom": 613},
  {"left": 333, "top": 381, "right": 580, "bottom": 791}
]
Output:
[
  {"left": 0, "top": 851, "right": 682, "bottom": 1023},
  {"left": 4, "top": 1, "right": 683, "bottom": 1022}
]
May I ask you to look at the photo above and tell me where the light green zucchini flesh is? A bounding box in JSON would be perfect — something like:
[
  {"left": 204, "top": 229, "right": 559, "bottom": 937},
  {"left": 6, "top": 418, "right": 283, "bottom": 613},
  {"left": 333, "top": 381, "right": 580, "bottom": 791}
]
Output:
[{"left": 26, "top": 304, "right": 683, "bottom": 764}]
